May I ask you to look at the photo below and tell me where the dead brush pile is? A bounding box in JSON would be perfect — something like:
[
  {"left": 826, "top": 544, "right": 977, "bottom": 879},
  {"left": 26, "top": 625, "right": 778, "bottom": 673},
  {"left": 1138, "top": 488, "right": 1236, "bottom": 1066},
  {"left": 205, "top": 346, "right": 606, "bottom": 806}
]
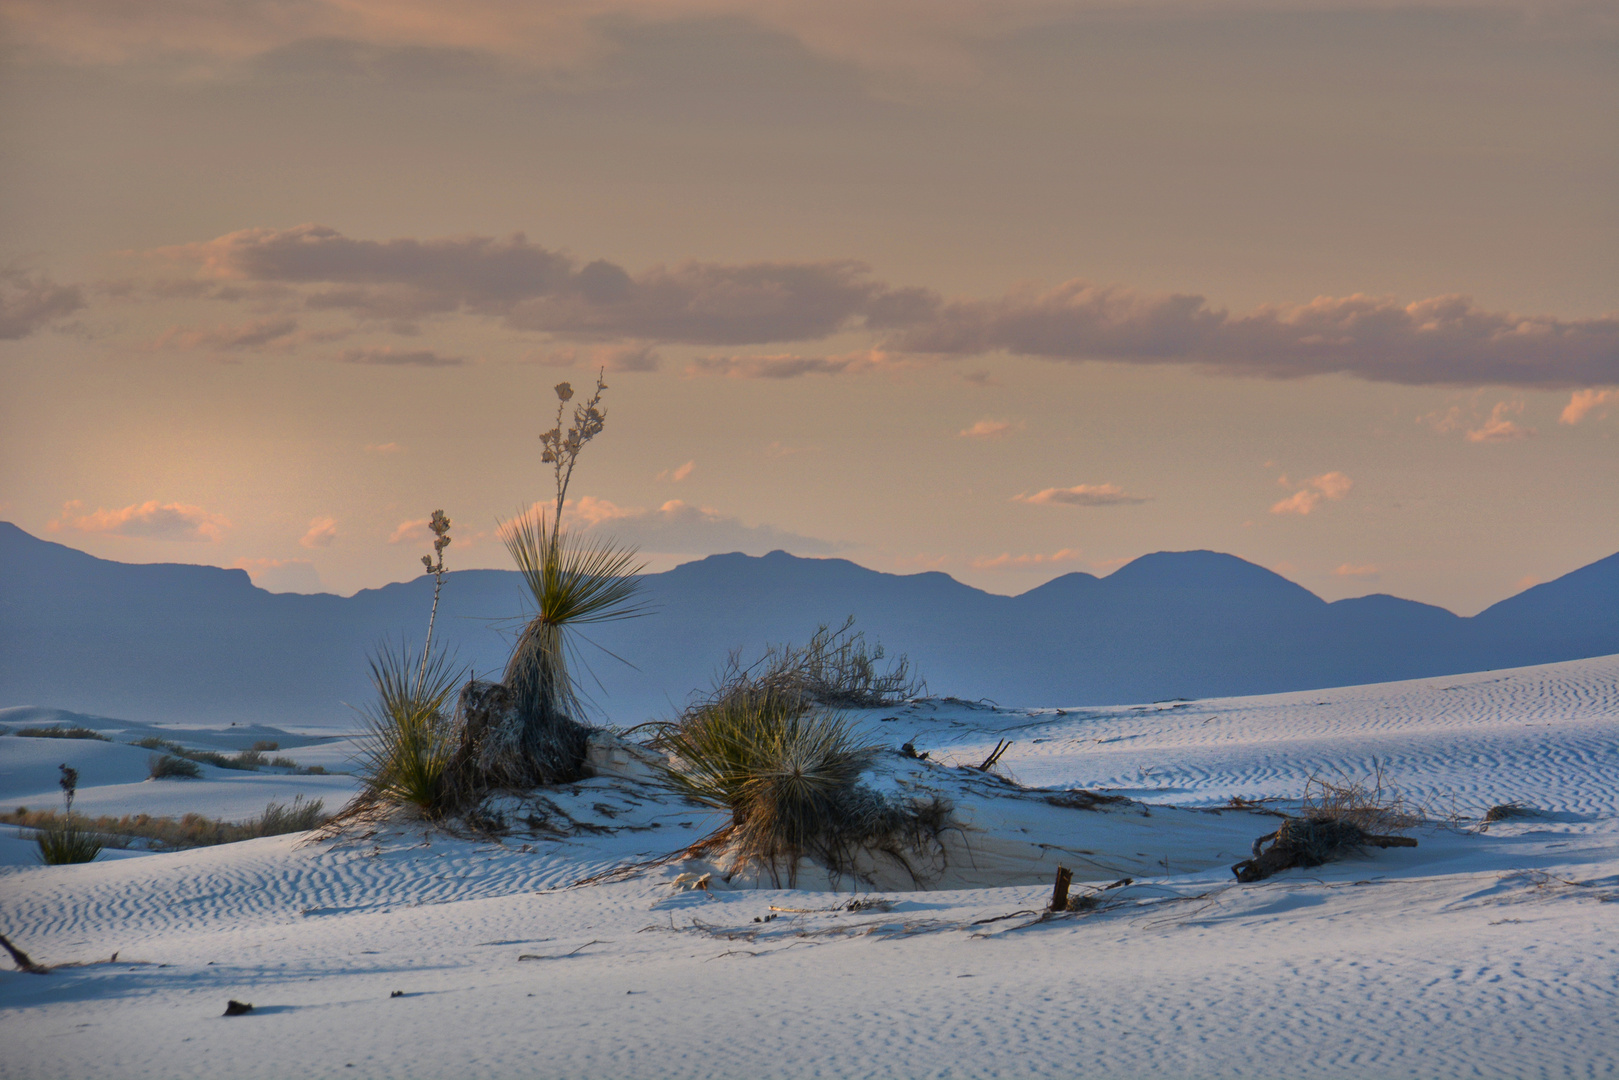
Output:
[
  {"left": 650, "top": 626, "right": 949, "bottom": 887},
  {"left": 1233, "top": 767, "right": 1420, "bottom": 882}
]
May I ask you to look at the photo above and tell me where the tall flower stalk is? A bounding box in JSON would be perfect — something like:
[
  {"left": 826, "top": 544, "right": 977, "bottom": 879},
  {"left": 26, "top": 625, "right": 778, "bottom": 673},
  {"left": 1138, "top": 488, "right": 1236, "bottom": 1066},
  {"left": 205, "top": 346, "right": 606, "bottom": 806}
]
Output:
[
  {"left": 415, "top": 509, "right": 452, "bottom": 696},
  {"left": 497, "top": 373, "right": 644, "bottom": 779}
]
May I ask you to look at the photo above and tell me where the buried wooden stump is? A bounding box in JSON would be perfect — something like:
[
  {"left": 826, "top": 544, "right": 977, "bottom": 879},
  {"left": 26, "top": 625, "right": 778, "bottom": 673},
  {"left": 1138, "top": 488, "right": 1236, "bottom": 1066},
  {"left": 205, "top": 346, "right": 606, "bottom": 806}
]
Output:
[
  {"left": 0, "top": 932, "right": 48, "bottom": 975},
  {"left": 1049, "top": 865, "right": 1074, "bottom": 911},
  {"left": 223, "top": 1000, "right": 254, "bottom": 1016},
  {"left": 1233, "top": 818, "right": 1417, "bottom": 883}
]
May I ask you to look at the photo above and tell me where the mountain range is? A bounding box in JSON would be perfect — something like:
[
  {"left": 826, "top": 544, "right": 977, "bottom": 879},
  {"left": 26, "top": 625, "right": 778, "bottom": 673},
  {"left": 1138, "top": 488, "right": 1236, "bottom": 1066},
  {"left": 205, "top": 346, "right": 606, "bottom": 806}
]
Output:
[{"left": 2, "top": 522, "right": 1614, "bottom": 729}]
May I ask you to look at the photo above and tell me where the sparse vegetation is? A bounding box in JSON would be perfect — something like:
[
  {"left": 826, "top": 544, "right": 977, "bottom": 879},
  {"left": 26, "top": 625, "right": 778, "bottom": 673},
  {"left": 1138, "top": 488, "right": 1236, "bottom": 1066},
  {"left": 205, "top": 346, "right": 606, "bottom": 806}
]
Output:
[
  {"left": 652, "top": 635, "right": 948, "bottom": 886},
  {"left": 34, "top": 764, "right": 101, "bottom": 865},
  {"left": 37, "top": 817, "right": 103, "bottom": 864},
  {"left": 15, "top": 726, "right": 109, "bottom": 741},
  {"left": 696, "top": 617, "right": 924, "bottom": 713},
  {"left": 1232, "top": 766, "right": 1420, "bottom": 882},
  {"left": 149, "top": 753, "right": 203, "bottom": 780},
  {"left": 4, "top": 795, "right": 329, "bottom": 852},
  {"left": 355, "top": 642, "right": 461, "bottom": 816},
  {"left": 130, "top": 736, "right": 317, "bottom": 773}
]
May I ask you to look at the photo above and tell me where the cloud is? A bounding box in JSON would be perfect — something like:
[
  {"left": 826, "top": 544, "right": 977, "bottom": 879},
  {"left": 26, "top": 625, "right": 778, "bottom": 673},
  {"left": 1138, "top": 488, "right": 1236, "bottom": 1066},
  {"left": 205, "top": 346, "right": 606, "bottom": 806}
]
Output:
[
  {"left": 533, "top": 341, "right": 661, "bottom": 372},
  {"left": 1332, "top": 563, "right": 1380, "bottom": 578},
  {"left": 1560, "top": 388, "right": 1617, "bottom": 425},
  {"left": 152, "top": 316, "right": 302, "bottom": 352},
  {"left": 389, "top": 518, "right": 429, "bottom": 544},
  {"left": 159, "top": 225, "right": 931, "bottom": 348},
  {"left": 958, "top": 419, "right": 1016, "bottom": 439},
  {"left": 1270, "top": 471, "right": 1353, "bottom": 515},
  {"left": 365, "top": 441, "right": 404, "bottom": 453},
  {"left": 339, "top": 345, "right": 464, "bottom": 366},
  {"left": 234, "top": 557, "right": 324, "bottom": 594},
  {"left": 1465, "top": 401, "right": 1535, "bottom": 442},
  {"left": 685, "top": 348, "right": 901, "bottom": 378},
  {"left": 142, "top": 224, "right": 1619, "bottom": 387},
  {"left": 1014, "top": 483, "right": 1149, "bottom": 507},
  {"left": 970, "top": 548, "right": 1082, "bottom": 570},
  {"left": 47, "top": 499, "right": 230, "bottom": 542},
  {"left": 657, "top": 460, "right": 695, "bottom": 482},
  {"left": 0, "top": 267, "right": 84, "bottom": 339},
  {"left": 890, "top": 281, "right": 1619, "bottom": 389},
  {"left": 300, "top": 517, "right": 338, "bottom": 548},
  {"left": 562, "top": 496, "right": 843, "bottom": 555}
]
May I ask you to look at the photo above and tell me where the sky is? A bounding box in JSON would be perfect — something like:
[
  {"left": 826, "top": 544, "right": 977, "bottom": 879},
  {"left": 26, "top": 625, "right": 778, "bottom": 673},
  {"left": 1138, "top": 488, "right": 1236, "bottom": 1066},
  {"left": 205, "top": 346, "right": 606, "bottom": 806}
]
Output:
[{"left": 1, "top": 0, "right": 1614, "bottom": 615}]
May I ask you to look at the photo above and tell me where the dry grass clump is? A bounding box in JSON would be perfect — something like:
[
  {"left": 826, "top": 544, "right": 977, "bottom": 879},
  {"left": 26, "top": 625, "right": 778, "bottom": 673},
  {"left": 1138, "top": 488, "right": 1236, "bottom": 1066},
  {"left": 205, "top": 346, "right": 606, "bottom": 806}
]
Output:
[
  {"left": 1298, "top": 766, "right": 1423, "bottom": 834},
  {"left": 149, "top": 753, "right": 202, "bottom": 779},
  {"left": 698, "top": 617, "right": 924, "bottom": 713},
  {"left": 131, "top": 736, "right": 299, "bottom": 773},
  {"left": 653, "top": 650, "right": 949, "bottom": 886},
  {"left": 15, "top": 726, "right": 109, "bottom": 741},
  {"left": 4, "top": 796, "right": 329, "bottom": 852},
  {"left": 1232, "top": 766, "right": 1421, "bottom": 882}
]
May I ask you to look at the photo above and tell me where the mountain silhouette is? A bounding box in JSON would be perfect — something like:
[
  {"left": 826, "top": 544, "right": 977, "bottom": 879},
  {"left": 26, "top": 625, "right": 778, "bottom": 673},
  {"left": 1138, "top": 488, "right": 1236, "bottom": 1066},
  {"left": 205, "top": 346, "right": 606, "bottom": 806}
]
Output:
[{"left": 1, "top": 522, "right": 1613, "bottom": 728}]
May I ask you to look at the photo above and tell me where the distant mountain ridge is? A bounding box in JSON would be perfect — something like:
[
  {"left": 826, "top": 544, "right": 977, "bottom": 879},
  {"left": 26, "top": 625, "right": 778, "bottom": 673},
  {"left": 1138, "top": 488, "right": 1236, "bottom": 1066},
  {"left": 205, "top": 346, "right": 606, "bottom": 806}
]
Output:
[{"left": 1, "top": 522, "right": 1614, "bottom": 729}]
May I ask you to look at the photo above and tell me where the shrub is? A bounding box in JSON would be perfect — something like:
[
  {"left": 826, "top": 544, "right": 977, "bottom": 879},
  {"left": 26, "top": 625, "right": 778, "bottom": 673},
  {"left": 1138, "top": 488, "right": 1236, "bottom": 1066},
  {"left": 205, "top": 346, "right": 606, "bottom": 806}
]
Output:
[
  {"left": 16, "top": 726, "right": 109, "bottom": 741},
  {"left": 37, "top": 817, "right": 102, "bottom": 865},
  {"left": 356, "top": 642, "right": 461, "bottom": 816},
  {"left": 130, "top": 737, "right": 260, "bottom": 771},
  {"left": 694, "top": 618, "right": 923, "bottom": 714},
  {"left": 656, "top": 689, "right": 949, "bottom": 885},
  {"left": 1299, "top": 765, "right": 1421, "bottom": 834},
  {"left": 254, "top": 795, "right": 327, "bottom": 834},
  {"left": 149, "top": 753, "right": 203, "bottom": 779},
  {"left": 251, "top": 740, "right": 280, "bottom": 752}
]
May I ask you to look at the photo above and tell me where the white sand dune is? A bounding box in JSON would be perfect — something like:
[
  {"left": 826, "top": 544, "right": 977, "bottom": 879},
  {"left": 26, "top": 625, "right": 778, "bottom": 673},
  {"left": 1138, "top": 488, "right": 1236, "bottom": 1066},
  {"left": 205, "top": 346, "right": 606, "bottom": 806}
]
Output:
[{"left": 4, "top": 655, "right": 1618, "bottom": 1078}]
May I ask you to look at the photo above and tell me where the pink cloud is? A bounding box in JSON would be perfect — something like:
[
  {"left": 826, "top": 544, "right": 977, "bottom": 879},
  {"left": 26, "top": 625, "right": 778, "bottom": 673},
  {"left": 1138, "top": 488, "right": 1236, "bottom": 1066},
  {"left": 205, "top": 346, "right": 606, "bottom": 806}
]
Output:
[
  {"left": 1270, "top": 472, "right": 1352, "bottom": 515},
  {"left": 1560, "top": 389, "right": 1617, "bottom": 425},
  {"left": 970, "top": 548, "right": 1082, "bottom": 570},
  {"left": 1465, "top": 401, "right": 1535, "bottom": 443},
  {"left": 300, "top": 517, "right": 338, "bottom": 548},
  {"left": 1014, "top": 483, "right": 1148, "bottom": 507},
  {"left": 388, "top": 518, "right": 429, "bottom": 544},
  {"left": 47, "top": 499, "right": 230, "bottom": 542},
  {"left": 1332, "top": 563, "right": 1380, "bottom": 578},
  {"left": 958, "top": 419, "right": 1016, "bottom": 439},
  {"left": 656, "top": 460, "right": 695, "bottom": 482},
  {"left": 365, "top": 441, "right": 404, "bottom": 453}
]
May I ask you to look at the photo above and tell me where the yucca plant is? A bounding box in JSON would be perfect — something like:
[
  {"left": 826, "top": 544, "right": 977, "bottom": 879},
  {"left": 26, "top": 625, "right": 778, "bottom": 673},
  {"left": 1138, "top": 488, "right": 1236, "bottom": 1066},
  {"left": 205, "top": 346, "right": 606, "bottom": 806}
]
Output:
[
  {"left": 36, "top": 765, "right": 101, "bottom": 865},
  {"left": 357, "top": 642, "right": 461, "bottom": 816},
  {"left": 485, "top": 374, "right": 645, "bottom": 786},
  {"left": 37, "top": 818, "right": 102, "bottom": 865}
]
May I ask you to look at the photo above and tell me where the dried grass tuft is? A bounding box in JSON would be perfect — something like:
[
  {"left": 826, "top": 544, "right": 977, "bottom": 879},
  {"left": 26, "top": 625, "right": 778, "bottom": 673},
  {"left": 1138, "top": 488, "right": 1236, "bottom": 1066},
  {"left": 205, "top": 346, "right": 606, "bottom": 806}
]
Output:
[{"left": 1298, "top": 764, "right": 1423, "bottom": 834}]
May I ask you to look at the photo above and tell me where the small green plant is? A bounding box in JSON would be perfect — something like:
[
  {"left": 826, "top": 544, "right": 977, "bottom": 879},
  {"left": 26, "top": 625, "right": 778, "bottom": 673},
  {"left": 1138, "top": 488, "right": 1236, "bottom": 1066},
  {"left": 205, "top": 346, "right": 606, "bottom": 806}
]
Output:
[
  {"left": 356, "top": 642, "right": 461, "bottom": 816},
  {"left": 36, "top": 764, "right": 101, "bottom": 865},
  {"left": 149, "top": 753, "right": 203, "bottom": 780},
  {"left": 16, "top": 726, "right": 109, "bottom": 741}
]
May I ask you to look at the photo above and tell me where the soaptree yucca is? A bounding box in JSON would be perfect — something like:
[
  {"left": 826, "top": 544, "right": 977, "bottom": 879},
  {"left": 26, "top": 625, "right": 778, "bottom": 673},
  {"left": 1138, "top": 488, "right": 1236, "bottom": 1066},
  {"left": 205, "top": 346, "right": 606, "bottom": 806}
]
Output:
[
  {"left": 357, "top": 642, "right": 461, "bottom": 815},
  {"left": 494, "top": 375, "right": 645, "bottom": 784}
]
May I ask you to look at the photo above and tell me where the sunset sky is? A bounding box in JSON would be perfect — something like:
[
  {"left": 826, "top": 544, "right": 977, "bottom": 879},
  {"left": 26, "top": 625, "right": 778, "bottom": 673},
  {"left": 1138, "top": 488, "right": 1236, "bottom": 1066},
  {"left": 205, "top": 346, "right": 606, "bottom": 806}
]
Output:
[{"left": 2, "top": 0, "right": 1614, "bottom": 614}]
